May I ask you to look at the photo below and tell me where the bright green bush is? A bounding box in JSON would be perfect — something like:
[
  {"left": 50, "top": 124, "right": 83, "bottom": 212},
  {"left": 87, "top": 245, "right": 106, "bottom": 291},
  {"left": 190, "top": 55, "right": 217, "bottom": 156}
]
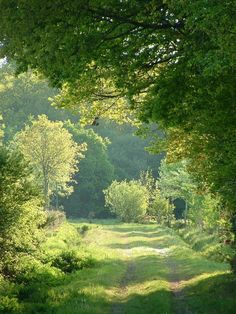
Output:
[
  {"left": 104, "top": 180, "right": 148, "bottom": 222},
  {"left": 0, "top": 296, "right": 21, "bottom": 313},
  {"left": 0, "top": 275, "right": 21, "bottom": 313},
  {"left": 148, "top": 190, "right": 174, "bottom": 225},
  {"left": 9, "top": 255, "right": 62, "bottom": 285},
  {"left": 51, "top": 250, "right": 94, "bottom": 273}
]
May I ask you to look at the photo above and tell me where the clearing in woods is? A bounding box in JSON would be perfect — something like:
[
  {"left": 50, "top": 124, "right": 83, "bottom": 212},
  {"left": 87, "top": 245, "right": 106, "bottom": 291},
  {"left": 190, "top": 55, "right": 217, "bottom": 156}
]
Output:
[{"left": 40, "top": 221, "right": 236, "bottom": 314}]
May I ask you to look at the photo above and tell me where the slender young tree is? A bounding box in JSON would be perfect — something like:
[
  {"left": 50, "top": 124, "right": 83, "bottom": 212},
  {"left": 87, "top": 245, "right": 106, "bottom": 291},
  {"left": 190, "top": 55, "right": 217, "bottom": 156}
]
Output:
[{"left": 15, "top": 115, "right": 86, "bottom": 209}]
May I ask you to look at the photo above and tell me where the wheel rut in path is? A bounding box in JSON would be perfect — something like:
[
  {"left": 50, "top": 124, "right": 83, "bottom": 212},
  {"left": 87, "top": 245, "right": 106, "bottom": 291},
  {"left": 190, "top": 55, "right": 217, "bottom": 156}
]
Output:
[
  {"left": 166, "top": 256, "right": 192, "bottom": 314},
  {"left": 111, "top": 249, "right": 136, "bottom": 314},
  {"left": 149, "top": 247, "right": 192, "bottom": 314}
]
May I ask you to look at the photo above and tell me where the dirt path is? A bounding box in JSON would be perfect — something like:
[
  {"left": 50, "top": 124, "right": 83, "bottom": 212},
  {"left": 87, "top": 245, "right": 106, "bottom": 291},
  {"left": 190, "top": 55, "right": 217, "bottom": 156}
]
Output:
[
  {"left": 151, "top": 247, "right": 191, "bottom": 313},
  {"left": 111, "top": 249, "right": 136, "bottom": 314},
  {"left": 110, "top": 228, "right": 192, "bottom": 314},
  {"left": 82, "top": 223, "right": 232, "bottom": 314},
  {"left": 166, "top": 257, "right": 192, "bottom": 314},
  {"left": 28, "top": 221, "right": 233, "bottom": 313}
]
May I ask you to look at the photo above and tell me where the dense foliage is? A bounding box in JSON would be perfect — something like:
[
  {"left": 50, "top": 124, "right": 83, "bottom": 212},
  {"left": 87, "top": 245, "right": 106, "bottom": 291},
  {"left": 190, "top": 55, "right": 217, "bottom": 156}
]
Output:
[
  {"left": 51, "top": 250, "right": 94, "bottom": 273},
  {"left": 0, "top": 64, "right": 74, "bottom": 141},
  {"left": 0, "top": 63, "right": 162, "bottom": 216},
  {"left": 15, "top": 115, "right": 86, "bottom": 209},
  {"left": 0, "top": 146, "right": 46, "bottom": 276},
  {"left": 148, "top": 191, "right": 174, "bottom": 226},
  {"left": 0, "top": 2, "right": 235, "bottom": 298},
  {"left": 97, "top": 121, "right": 163, "bottom": 180},
  {"left": 62, "top": 123, "right": 114, "bottom": 217},
  {"left": 0, "top": 1, "right": 235, "bottom": 229},
  {"left": 158, "top": 160, "right": 234, "bottom": 242},
  {"left": 104, "top": 180, "right": 148, "bottom": 222}
]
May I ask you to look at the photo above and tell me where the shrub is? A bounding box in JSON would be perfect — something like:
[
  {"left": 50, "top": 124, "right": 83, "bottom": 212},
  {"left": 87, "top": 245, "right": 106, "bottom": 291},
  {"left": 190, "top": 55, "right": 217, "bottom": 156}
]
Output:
[
  {"left": 2, "top": 255, "right": 62, "bottom": 285},
  {"left": 172, "top": 219, "right": 186, "bottom": 229},
  {"left": 104, "top": 180, "right": 148, "bottom": 222},
  {"left": 79, "top": 224, "right": 90, "bottom": 235},
  {"left": 0, "top": 296, "right": 21, "bottom": 313},
  {"left": 0, "top": 275, "right": 21, "bottom": 313},
  {"left": 178, "top": 227, "right": 235, "bottom": 263},
  {"left": 51, "top": 250, "right": 94, "bottom": 273},
  {"left": 148, "top": 191, "right": 174, "bottom": 225}
]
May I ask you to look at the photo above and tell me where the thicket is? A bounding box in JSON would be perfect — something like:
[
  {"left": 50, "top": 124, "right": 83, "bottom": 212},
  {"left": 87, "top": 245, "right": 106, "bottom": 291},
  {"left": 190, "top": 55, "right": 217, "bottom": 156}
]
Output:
[
  {"left": 157, "top": 159, "right": 236, "bottom": 271},
  {"left": 51, "top": 250, "right": 94, "bottom": 273}
]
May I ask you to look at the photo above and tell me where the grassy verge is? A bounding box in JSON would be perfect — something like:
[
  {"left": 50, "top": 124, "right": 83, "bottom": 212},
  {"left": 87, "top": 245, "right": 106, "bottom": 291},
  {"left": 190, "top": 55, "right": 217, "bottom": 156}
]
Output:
[
  {"left": 176, "top": 226, "right": 235, "bottom": 263},
  {"left": 167, "top": 237, "right": 235, "bottom": 313}
]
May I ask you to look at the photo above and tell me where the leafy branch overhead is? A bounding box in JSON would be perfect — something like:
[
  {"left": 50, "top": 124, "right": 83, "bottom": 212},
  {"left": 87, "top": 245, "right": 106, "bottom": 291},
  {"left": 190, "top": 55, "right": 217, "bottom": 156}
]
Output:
[{"left": 0, "top": 1, "right": 235, "bottom": 220}]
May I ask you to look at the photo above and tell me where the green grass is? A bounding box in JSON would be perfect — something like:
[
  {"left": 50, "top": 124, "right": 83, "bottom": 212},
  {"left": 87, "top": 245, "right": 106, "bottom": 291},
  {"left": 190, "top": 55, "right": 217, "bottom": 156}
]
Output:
[
  {"left": 1, "top": 220, "right": 236, "bottom": 313},
  {"left": 177, "top": 226, "right": 235, "bottom": 263}
]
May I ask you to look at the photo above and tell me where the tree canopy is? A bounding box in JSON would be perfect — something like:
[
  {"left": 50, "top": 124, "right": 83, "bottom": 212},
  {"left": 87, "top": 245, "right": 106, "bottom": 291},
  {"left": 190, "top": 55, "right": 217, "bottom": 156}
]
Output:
[
  {"left": 0, "top": 1, "right": 235, "bottom": 218},
  {"left": 0, "top": 63, "right": 74, "bottom": 141}
]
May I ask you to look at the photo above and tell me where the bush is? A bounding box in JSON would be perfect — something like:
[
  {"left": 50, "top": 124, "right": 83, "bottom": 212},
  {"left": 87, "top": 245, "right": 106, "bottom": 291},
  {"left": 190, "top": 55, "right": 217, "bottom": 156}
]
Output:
[
  {"left": 42, "top": 210, "right": 66, "bottom": 229},
  {"left": 0, "top": 296, "right": 21, "bottom": 313},
  {"left": 172, "top": 219, "right": 186, "bottom": 229},
  {"left": 0, "top": 275, "right": 21, "bottom": 313},
  {"left": 51, "top": 250, "right": 94, "bottom": 273},
  {"left": 178, "top": 227, "right": 235, "bottom": 263},
  {"left": 104, "top": 180, "right": 148, "bottom": 222},
  {"left": 148, "top": 191, "right": 174, "bottom": 226},
  {"left": 2, "top": 255, "right": 62, "bottom": 285},
  {"left": 78, "top": 224, "right": 90, "bottom": 235}
]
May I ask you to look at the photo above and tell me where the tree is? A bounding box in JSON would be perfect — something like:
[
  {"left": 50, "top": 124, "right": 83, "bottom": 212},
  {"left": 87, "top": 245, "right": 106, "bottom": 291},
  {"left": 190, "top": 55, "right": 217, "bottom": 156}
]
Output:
[
  {"left": 0, "top": 1, "right": 235, "bottom": 224},
  {"left": 157, "top": 159, "right": 229, "bottom": 232},
  {"left": 104, "top": 180, "right": 148, "bottom": 222},
  {"left": 61, "top": 123, "right": 114, "bottom": 217},
  {"left": 0, "top": 63, "right": 74, "bottom": 141},
  {"left": 15, "top": 115, "right": 86, "bottom": 209},
  {"left": 0, "top": 146, "right": 45, "bottom": 276}
]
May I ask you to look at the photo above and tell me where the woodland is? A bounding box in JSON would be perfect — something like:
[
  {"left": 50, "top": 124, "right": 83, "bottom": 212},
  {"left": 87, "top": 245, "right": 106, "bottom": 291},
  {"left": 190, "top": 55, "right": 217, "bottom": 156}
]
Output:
[{"left": 0, "top": 1, "right": 235, "bottom": 313}]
